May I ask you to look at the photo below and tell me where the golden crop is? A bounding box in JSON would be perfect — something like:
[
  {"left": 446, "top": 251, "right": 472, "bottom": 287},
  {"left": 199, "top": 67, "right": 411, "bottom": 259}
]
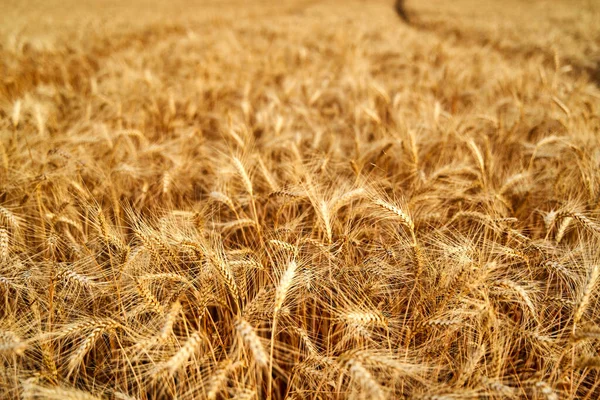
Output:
[{"left": 1, "top": 0, "right": 600, "bottom": 398}]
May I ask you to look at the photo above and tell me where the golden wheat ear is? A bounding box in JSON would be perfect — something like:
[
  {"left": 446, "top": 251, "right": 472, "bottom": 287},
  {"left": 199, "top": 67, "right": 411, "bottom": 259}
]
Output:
[
  {"left": 160, "top": 329, "right": 208, "bottom": 375},
  {"left": 235, "top": 317, "right": 268, "bottom": 369},
  {"left": 205, "top": 359, "right": 245, "bottom": 400},
  {"left": 65, "top": 318, "right": 122, "bottom": 378},
  {"left": 341, "top": 354, "right": 387, "bottom": 400}
]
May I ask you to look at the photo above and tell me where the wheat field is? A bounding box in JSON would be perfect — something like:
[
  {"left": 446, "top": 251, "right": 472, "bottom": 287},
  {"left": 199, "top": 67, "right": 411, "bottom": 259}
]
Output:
[{"left": 1, "top": 0, "right": 600, "bottom": 398}]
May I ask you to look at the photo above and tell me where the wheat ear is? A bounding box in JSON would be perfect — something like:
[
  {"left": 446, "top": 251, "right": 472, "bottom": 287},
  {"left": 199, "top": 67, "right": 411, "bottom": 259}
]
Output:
[
  {"left": 67, "top": 319, "right": 120, "bottom": 377},
  {"left": 573, "top": 265, "right": 599, "bottom": 328},
  {"left": 236, "top": 318, "right": 267, "bottom": 368},
  {"left": 163, "top": 330, "right": 207, "bottom": 374},
  {"left": 345, "top": 357, "right": 386, "bottom": 400}
]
